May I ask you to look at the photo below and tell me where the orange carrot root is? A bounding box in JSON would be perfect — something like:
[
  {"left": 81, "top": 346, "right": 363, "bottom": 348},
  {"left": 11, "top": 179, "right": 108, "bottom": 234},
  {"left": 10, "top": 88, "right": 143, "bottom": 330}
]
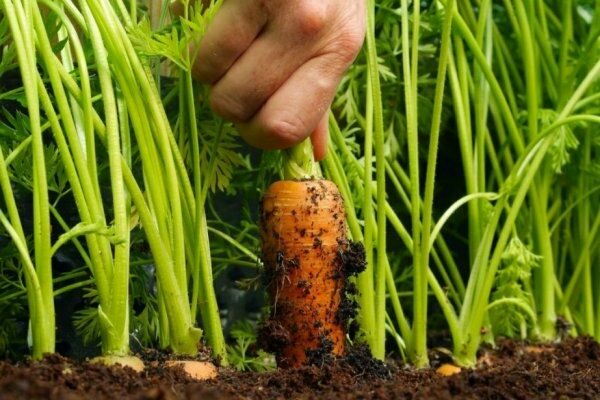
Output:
[{"left": 260, "top": 179, "right": 348, "bottom": 368}]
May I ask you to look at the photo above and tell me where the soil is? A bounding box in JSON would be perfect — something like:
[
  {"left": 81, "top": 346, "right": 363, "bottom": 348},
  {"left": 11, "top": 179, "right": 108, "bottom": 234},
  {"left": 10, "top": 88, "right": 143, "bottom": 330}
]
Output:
[{"left": 1, "top": 337, "right": 600, "bottom": 399}]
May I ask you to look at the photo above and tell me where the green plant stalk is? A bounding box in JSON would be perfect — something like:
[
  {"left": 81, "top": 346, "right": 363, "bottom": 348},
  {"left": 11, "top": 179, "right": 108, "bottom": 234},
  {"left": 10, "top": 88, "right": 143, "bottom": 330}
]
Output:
[
  {"left": 4, "top": 0, "right": 55, "bottom": 358},
  {"left": 178, "top": 18, "right": 226, "bottom": 360},
  {"left": 50, "top": 221, "right": 104, "bottom": 256},
  {"left": 283, "top": 137, "right": 320, "bottom": 180},
  {"left": 324, "top": 115, "right": 364, "bottom": 241},
  {"left": 0, "top": 210, "right": 50, "bottom": 346},
  {"left": 515, "top": 0, "right": 557, "bottom": 340},
  {"left": 457, "top": 0, "right": 476, "bottom": 28},
  {"left": 325, "top": 116, "right": 394, "bottom": 353},
  {"left": 416, "top": 0, "right": 455, "bottom": 367},
  {"left": 53, "top": 279, "right": 95, "bottom": 297},
  {"left": 38, "top": 18, "right": 211, "bottom": 355},
  {"left": 34, "top": 2, "right": 111, "bottom": 306},
  {"left": 533, "top": 24, "right": 558, "bottom": 105},
  {"left": 191, "top": 100, "right": 227, "bottom": 364},
  {"left": 84, "top": 0, "right": 201, "bottom": 355},
  {"left": 514, "top": 0, "right": 538, "bottom": 143},
  {"left": 384, "top": 162, "right": 462, "bottom": 307},
  {"left": 457, "top": 55, "right": 600, "bottom": 361},
  {"left": 579, "top": 135, "right": 593, "bottom": 336},
  {"left": 595, "top": 220, "right": 600, "bottom": 340},
  {"left": 324, "top": 127, "right": 412, "bottom": 346},
  {"left": 328, "top": 116, "right": 465, "bottom": 344},
  {"left": 358, "top": 76, "right": 377, "bottom": 354},
  {"left": 387, "top": 161, "right": 466, "bottom": 299},
  {"left": 0, "top": 149, "right": 49, "bottom": 352},
  {"left": 36, "top": 79, "right": 110, "bottom": 291},
  {"left": 459, "top": 120, "right": 554, "bottom": 362},
  {"left": 38, "top": 81, "right": 131, "bottom": 350},
  {"left": 51, "top": 0, "right": 95, "bottom": 184},
  {"left": 561, "top": 211, "right": 600, "bottom": 312},
  {"left": 382, "top": 192, "right": 464, "bottom": 351},
  {"left": 399, "top": 0, "right": 426, "bottom": 367},
  {"left": 382, "top": 180, "right": 465, "bottom": 352},
  {"left": 117, "top": 90, "right": 132, "bottom": 215},
  {"left": 557, "top": 0, "right": 573, "bottom": 105},
  {"left": 454, "top": 0, "right": 562, "bottom": 343},
  {"left": 181, "top": 73, "right": 201, "bottom": 325},
  {"left": 529, "top": 188, "right": 557, "bottom": 339},
  {"left": 384, "top": 260, "right": 412, "bottom": 343},
  {"left": 90, "top": 0, "right": 187, "bottom": 301},
  {"left": 42, "top": 0, "right": 131, "bottom": 353},
  {"left": 196, "top": 207, "right": 227, "bottom": 362},
  {"left": 473, "top": 0, "right": 492, "bottom": 263},
  {"left": 450, "top": 37, "right": 480, "bottom": 265},
  {"left": 492, "top": 36, "right": 519, "bottom": 119},
  {"left": 484, "top": 121, "right": 507, "bottom": 188},
  {"left": 365, "top": 0, "right": 387, "bottom": 360},
  {"left": 121, "top": 165, "right": 202, "bottom": 354},
  {"left": 456, "top": 149, "right": 543, "bottom": 365},
  {"left": 449, "top": 6, "right": 525, "bottom": 155},
  {"left": 85, "top": 2, "right": 131, "bottom": 354},
  {"left": 41, "top": 0, "right": 96, "bottom": 196}
]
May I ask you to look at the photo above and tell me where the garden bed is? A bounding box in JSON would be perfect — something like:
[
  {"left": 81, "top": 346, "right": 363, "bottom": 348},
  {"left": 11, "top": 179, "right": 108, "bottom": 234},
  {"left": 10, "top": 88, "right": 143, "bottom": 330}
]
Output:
[{"left": 1, "top": 337, "right": 599, "bottom": 399}]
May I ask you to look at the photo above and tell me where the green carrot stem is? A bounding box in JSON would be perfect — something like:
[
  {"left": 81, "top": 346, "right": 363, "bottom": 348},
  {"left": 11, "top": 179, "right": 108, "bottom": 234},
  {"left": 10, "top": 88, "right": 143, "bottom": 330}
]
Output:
[
  {"left": 398, "top": 0, "right": 427, "bottom": 367},
  {"left": 366, "top": 0, "right": 388, "bottom": 361},
  {"left": 282, "top": 138, "right": 321, "bottom": 180},
  {"left": 84, "top": 0, "right": 131, "bottom": 355},
  {"left": 83, "top": 0, "right": 202, "bottom": 355},
  {"left": 34, "top": 3, "right": 112, "bottom": 305},
  {"left": 4, "top": 0, "right": 55, "bottom": 359}
]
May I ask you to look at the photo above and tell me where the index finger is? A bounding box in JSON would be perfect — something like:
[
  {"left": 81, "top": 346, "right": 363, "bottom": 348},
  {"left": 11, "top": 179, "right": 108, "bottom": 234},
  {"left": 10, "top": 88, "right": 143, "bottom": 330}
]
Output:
[{"left": 192, "top": 0, "right": 268, "bottom": 84}]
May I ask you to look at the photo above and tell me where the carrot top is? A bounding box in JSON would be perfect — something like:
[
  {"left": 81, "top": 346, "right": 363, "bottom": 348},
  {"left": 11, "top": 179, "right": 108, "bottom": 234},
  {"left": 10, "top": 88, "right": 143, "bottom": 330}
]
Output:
[{"left": 283, "top": 139, "right": 322, "bottom": 180}]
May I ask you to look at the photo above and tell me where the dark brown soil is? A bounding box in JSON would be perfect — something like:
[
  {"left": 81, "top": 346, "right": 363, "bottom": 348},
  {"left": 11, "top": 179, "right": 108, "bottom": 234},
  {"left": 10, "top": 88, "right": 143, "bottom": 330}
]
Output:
[{"left": 1, "top": 337, "right": 600, "bottom": 399}]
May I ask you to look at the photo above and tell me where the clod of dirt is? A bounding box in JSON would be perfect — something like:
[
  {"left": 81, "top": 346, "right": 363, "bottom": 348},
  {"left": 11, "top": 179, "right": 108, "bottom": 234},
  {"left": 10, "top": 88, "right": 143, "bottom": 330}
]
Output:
[
  {"left": 436, "top": 363, "right": 462, "bottom": 376},
  {"left": 305, "top": 336, "right": 335, "bottom": 366},
  {"left": 338, "top": 241, "right": 367, "bottom": 277},
  {"left": 257, "top": 319, "right": 291, "bottom": 354},
  {"left": 90, "top": 355, "right": 145, "bottom": 372},
  {"left": 342, "top": 343, "right": 393, "bottom": 379},
  {"left": 524, "top": 345, "right": 553, "bottom": 354},
  {"left": 336, "top": 282, "right": 359, "bottom": 331},
  {"left": 336, "top": 241, "right": 367, "bottom": 340},
  {"left": 165, "top": 360, "right": 218, "bottom": 380}
]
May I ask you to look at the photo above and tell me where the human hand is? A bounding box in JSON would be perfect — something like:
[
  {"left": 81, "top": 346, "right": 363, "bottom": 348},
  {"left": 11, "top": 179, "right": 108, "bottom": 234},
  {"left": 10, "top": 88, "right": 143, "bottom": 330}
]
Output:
[{"left": 192, "top": 0, "right": 365, "bottom": 160}]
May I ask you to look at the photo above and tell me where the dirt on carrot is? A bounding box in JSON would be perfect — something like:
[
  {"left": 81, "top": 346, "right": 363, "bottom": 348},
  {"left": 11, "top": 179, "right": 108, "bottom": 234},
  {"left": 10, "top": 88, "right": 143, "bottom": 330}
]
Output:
[{"left": 336, "top": 242, "right": 366, "bottom": 340}]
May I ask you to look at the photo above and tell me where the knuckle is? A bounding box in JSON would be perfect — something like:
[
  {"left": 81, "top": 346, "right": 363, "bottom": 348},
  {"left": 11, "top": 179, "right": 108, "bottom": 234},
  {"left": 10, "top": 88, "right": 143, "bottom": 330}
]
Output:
[
  {"left": 331, "top": 16, "right": 366, "bottom": 64},
  {"left": 326, "top": 3, "right": 366, "bottom": 66},
  {"left": 331, "top": 26, "right": 366, "bottom": 65},
  {"left": 294, "top": 1, "right": 328, "bottom": 37}
]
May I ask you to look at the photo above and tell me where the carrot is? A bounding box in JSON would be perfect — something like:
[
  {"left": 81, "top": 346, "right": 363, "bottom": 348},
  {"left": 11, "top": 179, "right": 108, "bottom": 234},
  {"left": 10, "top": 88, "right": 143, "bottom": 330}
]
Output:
[{"left": 260, "top": 179, "right": 349, "bottom": 368}]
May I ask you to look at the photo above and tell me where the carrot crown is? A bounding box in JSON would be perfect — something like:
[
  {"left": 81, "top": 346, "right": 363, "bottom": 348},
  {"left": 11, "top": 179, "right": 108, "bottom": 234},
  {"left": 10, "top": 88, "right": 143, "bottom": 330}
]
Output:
[{"left": 283, "top": 138, "right": 322, "bottom": 180}]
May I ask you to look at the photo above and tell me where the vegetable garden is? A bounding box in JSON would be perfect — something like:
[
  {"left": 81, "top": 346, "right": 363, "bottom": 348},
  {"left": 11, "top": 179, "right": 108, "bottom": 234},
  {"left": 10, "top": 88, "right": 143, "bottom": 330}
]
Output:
[{"left": 1, "top": 0, "right": 600, "bottom": 398}]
